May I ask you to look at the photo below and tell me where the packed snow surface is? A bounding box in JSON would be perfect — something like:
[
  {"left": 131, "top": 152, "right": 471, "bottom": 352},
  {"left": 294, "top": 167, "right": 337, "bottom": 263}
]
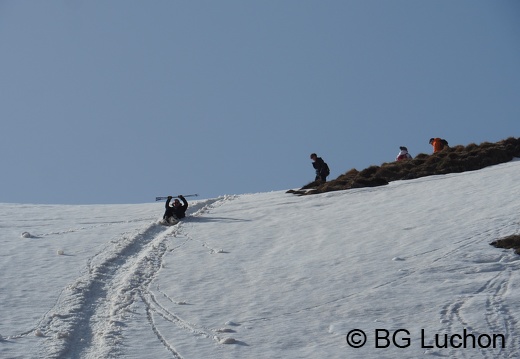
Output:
[{"left": 1, "top": 160, "right": 520, "bottom": 359}]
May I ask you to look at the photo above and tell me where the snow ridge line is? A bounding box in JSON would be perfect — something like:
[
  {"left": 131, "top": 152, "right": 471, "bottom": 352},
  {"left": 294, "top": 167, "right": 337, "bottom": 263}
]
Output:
[
  {"left": 30, "top": 194, "right": 237, "bottom": 238},
  {"left": 187, "top": 194, "right": 237, "bottom": 218},
  {"left": 35, "top": 195, "right": 235, "bottom": 358}
]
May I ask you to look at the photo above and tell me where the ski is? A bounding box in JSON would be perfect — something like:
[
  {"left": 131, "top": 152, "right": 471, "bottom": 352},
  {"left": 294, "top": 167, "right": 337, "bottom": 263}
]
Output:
[{"left": 155, "top": 194, "right": 199, "bottom": 201}]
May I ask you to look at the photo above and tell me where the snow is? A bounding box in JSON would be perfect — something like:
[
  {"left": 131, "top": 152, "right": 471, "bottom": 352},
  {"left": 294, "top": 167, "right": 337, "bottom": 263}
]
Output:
[{"left": 1, "top": 160, "right": 520, "bottom": 358}]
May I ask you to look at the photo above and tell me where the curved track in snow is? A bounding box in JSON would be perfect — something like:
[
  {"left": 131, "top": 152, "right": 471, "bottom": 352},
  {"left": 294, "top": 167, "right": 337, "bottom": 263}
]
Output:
[{"left": 34, "top": 196, "right": 235, "bottom": 358}]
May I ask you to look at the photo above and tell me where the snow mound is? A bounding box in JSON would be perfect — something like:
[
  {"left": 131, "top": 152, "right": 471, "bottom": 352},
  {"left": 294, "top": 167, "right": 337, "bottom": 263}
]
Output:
[
  {"left": 225, "top": 321, "right": 240, "bottom": 326},
  {"left": 218, "top": 337, "right": 237, "bottom": 344}
]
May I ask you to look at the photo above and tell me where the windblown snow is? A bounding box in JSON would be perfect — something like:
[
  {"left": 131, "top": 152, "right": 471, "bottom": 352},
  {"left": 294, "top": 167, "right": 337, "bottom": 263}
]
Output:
[{"left": 1, "top": 160, "right": 520, "bottom": 359}]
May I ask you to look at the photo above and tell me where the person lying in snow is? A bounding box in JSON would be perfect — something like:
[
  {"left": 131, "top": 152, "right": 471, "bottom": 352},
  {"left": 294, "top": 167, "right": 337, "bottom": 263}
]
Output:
[{"left": 163, "top": 195, "right": 188, "bottom": 225}]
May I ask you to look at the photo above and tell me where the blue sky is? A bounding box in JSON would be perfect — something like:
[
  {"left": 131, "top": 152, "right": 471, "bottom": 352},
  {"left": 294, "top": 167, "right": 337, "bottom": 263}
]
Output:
[{"left": 1, "top": 1, "right": 519, "bottom": 204}]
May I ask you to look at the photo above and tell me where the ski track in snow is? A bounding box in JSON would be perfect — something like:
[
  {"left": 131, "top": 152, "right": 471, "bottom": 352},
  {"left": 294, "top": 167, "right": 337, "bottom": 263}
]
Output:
[
  {"left": 3, "top": 162, "right": 519, "bottom": 359},
  {"left": 13, "top": 195, "right": 237, "bottom": 359},
  {"left": 436, "top": 265, "right": 520, "bottom": 359},
  {"left": 234, "top": 219, "right": 520, "bottom": 359},
  {"left": 33, "top": 217, "right": 157, "bottom": 238}
]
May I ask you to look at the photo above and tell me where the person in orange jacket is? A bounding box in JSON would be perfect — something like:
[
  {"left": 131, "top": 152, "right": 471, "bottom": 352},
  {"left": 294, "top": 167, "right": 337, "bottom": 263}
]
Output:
[{"left": 429, "top": 138, "right": 448, "bottom": 153}]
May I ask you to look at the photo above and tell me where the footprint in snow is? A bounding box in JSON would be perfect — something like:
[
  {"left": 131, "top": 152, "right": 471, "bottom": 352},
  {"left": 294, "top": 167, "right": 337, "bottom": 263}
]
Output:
[{"left": 211, "top": 249, "right": 227, "bottom": 254}]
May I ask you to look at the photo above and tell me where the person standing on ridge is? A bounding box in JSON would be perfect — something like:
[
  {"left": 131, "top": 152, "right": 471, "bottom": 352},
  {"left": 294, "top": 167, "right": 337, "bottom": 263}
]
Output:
[
  {"left": 163, "top": 195, "right": 188, "bottom": 225},
  {"left": 429, "top": 138, "right": 448, "bottom": 153},
  {"left": 396, "top": 146, "right": 412, "bottom": 161},
  {"left": 310, "top": 153, "right": 330, "bottom": 182}
]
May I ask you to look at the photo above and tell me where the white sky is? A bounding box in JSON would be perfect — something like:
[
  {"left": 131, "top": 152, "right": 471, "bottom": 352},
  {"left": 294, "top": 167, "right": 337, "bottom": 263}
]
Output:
[{"left": 1, "top": 0, "right": 519, "bottom": 204}]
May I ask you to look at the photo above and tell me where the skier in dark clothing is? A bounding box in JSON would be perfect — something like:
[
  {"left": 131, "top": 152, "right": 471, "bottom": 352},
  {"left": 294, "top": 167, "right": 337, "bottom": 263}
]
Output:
[
  {"left": 310, "top": 153, "right": 330, "bottom": 182},
  {"left": 163, "top": 195, "right": 188, "bottom": 225}
]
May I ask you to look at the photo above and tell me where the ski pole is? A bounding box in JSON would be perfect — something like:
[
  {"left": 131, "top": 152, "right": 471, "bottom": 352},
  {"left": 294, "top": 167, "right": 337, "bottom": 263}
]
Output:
[{"left": 155, "top": 194, "right": 199, "bottom": 201}]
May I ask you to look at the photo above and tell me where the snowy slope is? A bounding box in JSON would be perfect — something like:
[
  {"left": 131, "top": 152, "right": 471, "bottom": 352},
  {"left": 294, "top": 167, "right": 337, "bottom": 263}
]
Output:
[{"left": 1, "top": 160, "right": 520, "bottom": 359}]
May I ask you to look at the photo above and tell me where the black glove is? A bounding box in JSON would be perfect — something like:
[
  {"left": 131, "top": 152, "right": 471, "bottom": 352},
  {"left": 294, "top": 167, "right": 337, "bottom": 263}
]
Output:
[
  {"left": 178, "top": 195, "right": 185, "bottom": 199},
  {"left": 167, "top": 196, "right": 173, "bottom": 200}
]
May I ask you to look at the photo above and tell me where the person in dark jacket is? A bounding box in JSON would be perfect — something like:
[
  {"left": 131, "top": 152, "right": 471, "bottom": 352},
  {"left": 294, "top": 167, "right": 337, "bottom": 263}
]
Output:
[
  {"left": 310, "top": 153, "right": 330, "bottom": 182},
  {"left": 163, "top": 195, "right": 188, "bottom": 225}
]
